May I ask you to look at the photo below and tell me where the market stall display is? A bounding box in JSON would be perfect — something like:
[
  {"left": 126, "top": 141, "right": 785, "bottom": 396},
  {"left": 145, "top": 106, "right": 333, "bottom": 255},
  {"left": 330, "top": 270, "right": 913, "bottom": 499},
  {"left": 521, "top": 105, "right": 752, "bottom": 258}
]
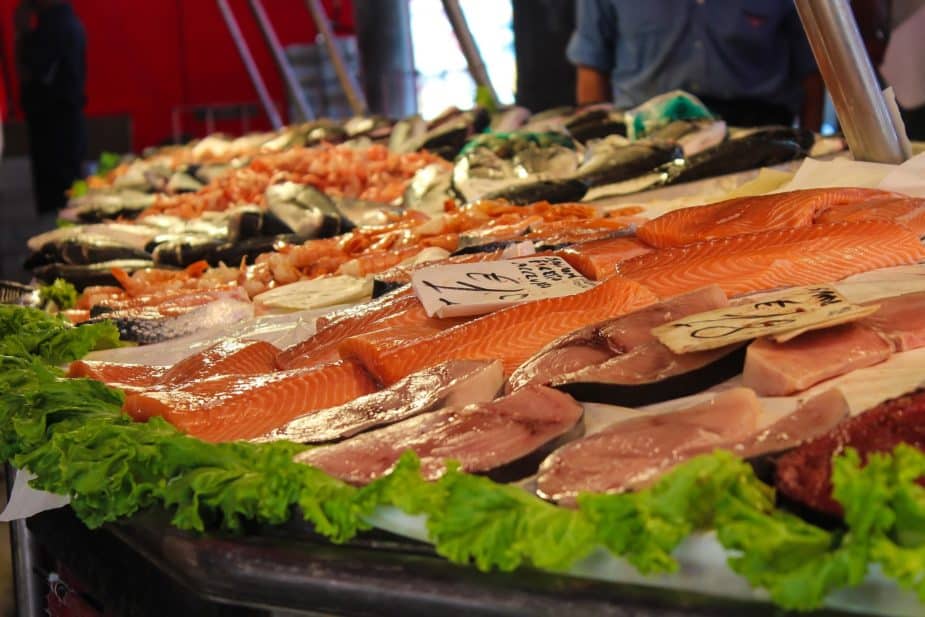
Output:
[{"left": 3, "top": 100, "right": 925, "bottom": 616}]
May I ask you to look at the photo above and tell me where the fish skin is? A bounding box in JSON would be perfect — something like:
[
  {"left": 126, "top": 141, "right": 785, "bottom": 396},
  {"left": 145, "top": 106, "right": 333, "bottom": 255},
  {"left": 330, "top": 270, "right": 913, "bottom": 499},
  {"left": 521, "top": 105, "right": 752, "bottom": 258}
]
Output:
[
  {"left": 296, "top": 385, "right": 583, "bottom": 485},
  {"left": 618, "top": 221, "right": 925, "bottom": 298},
  {"left": 254, "top": 359, "right": 504, "bottom": 444},
  {"left": 84, "top": 296, "right": 255, "bottom": 345},
  {"left": 555, "top": 236, "right": 654, "bottom": 280},
  {"left": 342, "top": 275, "right": 659, "bottom": 385},
  {"left": 536, "top": 387, "right": 761, "bottom": 504},
  {"left": 508, "top": 285, "right": 728, "bottom": 391},
  {"left": 637, "top": 188, "right": 894, "bottom": 248},
  {"left": 123, "top": 360, "right": 377, "bottom": 442}
]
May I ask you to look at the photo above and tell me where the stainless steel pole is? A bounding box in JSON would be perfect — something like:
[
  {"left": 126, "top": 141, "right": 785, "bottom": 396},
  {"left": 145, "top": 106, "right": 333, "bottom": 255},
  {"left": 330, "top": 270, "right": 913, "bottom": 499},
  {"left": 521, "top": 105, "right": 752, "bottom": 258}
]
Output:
[
  {"left": 215, "top": 0, "right": 284, "bottom": 129},
  {"left": 440, "top": 0, "right": 499, "bottom": 107},
  {"left": 248, "top": 0, "right": 316, "bottom": 122},
  {"left": 303, "top": 0, "right": 368, "bottom": 116},
  {"left": 6, "top": 467, "right": 44, "bottom": 617},
  {"left": 795, "top": 0, "right": 910, "bottom": 163}
]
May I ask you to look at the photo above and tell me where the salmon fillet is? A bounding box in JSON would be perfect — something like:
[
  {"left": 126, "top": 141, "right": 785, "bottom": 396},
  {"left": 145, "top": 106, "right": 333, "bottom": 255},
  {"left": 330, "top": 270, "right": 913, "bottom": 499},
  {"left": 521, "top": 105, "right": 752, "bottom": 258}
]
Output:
[
  {"left": 69, "top": 339, "right": 281, "bottom": 391},
  {"left": 555, "top": 236, "right": 654, "bottom": 280},
  {"left": 123, "top": 361, "right": 377, "bottom": 442},
  {"left": 68, "top": 361, "right": 169, "bottom": 392},
  {"left": 344, "top": 275, "right": 659, "bottom": 385},
  {"left": 637, "top": 188, "right": 895, "bottom": 248},
  {"left": 814, "top": 195, "right": 925, "bottom": 236},
  {"left": 158, "top": 339, "right": 280, "bottom": 386},
  {"left": 277, "top": 288, "right": 467, "bottom": 369},
  {"left": 275, "top": 287, "right": 418, "bottom": 368},
  {"left": 618, "top": 221, "right": 925, "bottom": 298}
]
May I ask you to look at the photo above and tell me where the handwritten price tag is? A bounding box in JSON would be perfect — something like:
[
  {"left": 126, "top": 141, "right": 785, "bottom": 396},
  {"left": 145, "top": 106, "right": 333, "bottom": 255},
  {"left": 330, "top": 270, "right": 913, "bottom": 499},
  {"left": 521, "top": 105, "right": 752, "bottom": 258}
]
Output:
[
  {"left": 652, "top": 286, "right": 880, "bottom": 353},
  {"left": 412, "top": 256, "right": 596, "bottom": 318}
]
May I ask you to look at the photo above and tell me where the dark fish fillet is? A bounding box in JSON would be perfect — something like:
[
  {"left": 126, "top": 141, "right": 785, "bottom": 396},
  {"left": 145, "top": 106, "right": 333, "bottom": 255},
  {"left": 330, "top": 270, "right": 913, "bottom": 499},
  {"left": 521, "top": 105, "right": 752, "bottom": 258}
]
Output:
[
  {"left": 254, "top": 359, "right": 504, "bottom": 444},
  {"left": 508, "top": 285, "right": 729, "bottom": 391},
  {"left": 537, "top": 387, "right": 762, "bottom": 504},
  {"left": 295, "top": 385, "right": 584, "bottom": 485},
  {"left": 776, "top": 388, "right": 925, "bottom": 517}
]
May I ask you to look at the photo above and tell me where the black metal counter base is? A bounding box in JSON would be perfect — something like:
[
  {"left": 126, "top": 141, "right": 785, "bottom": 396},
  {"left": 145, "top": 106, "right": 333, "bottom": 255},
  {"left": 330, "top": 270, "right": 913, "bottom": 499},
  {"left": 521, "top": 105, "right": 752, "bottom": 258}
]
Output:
[{"left": 26, "top": 506, "right": 855, "bottom": 617}]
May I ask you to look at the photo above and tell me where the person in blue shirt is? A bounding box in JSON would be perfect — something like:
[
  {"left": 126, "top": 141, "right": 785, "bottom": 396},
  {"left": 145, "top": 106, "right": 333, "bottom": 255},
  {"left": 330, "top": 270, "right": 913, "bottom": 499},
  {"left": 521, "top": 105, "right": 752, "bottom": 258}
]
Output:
[{"left": 567, "top": 0, "right": 824, "bottom": 129}]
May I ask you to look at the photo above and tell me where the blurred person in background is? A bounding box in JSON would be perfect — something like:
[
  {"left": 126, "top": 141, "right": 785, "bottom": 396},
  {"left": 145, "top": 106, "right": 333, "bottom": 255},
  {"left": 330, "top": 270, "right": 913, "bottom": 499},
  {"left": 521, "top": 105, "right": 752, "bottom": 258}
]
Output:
[
  {"left": 881, "top": 0, "right": 925, "bottom": 140},
  {"left": 568, "top": 1, "right": 823, "bottom": 130},
  {"left": 15, "top": 0, "right": 86, "bottom": 213}
]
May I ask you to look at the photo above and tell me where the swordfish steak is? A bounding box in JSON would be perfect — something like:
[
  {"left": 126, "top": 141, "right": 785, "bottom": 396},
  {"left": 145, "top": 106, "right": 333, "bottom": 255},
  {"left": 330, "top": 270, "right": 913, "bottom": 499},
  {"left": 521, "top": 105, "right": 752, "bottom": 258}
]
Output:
[{"left": 296, "top": 385, "right": 583, "bottom": 485}]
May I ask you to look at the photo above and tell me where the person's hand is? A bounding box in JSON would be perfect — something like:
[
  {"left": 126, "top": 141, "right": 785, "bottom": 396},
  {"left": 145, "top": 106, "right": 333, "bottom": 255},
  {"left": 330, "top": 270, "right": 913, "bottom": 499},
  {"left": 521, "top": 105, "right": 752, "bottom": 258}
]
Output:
[{"left": 14, "top": 0, "right": 34, "bottom": 36}]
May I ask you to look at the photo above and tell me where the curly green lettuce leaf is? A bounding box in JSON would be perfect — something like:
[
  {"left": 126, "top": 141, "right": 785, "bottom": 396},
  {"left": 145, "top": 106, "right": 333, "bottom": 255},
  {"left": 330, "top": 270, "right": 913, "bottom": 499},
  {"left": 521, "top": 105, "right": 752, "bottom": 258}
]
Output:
[
  {"left": 427, "top": 465, "right": 595, "bottom": 572},
  {"left": 867, "top": 445, "right": 925, "bottom": 601},
  {"left": 39, "top": 279, "right": 78, "bottom": 311},
  {"left": 581, "top": 451, "right": 757, "bottom": 574},
  {"left": 0, "top": 305, "right": 120, "bottom": 365},
  {"left": 355, "top": 452, "right": 446, "bottom": 516}
]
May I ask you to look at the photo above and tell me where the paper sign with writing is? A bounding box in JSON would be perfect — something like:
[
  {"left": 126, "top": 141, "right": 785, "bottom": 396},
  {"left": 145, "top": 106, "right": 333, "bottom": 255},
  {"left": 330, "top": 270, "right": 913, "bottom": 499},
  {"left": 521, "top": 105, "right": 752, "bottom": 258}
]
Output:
[
  {"left": 652, "top": 286, "right": 878, "bottom": 353},
  {"left": 412, "top": 256, "right": 596, "bottom": 318}
]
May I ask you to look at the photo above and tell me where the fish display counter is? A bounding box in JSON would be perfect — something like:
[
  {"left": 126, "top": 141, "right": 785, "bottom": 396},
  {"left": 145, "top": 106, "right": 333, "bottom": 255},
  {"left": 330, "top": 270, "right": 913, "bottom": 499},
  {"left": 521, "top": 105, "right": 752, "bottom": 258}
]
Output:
[{"left": 4, "top": 102, "right": 925, "bottom": 617}]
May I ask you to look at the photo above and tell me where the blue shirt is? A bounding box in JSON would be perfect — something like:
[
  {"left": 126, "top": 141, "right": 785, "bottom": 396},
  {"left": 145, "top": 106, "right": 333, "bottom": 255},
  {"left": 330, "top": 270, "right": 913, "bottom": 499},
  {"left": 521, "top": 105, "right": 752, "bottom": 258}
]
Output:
[{"left": 567, "top": 0, "right": 817, "bottom": 112}]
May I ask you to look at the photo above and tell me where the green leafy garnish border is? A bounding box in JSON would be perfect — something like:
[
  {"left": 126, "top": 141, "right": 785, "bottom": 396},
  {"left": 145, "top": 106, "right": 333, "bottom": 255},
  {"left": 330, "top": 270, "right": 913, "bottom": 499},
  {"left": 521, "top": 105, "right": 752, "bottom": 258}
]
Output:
[{"left": 0, "top": 305, "right": 923, "bottom": 612}]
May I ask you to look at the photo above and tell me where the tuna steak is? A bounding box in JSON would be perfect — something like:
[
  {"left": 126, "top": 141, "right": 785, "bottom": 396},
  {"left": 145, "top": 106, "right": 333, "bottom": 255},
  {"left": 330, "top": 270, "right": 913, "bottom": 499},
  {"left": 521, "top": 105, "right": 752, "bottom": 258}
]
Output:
[
  {"left": 536, "top": 387, "right": 762, "bottom": 504},
  {"left": 296, "top": 385, "right": 583, "bottom": 485}
]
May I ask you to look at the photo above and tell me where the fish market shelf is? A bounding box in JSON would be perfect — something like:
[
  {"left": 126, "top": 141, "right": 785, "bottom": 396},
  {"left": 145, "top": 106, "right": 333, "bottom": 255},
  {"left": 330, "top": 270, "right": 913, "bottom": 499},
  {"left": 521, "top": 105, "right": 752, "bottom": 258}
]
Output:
[{"left": 23, "top": 505, "right": 866, "bottom": 617}]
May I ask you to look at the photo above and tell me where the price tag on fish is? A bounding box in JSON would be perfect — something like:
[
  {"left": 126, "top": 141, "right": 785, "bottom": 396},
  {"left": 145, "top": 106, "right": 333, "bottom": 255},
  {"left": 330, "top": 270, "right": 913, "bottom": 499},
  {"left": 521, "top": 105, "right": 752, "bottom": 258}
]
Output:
[
  {"left": 652, "top": 286, "right": 881, "bottom": 353},
  {"left": 412, "top": 256, "right": 597, "bottom": 318}
]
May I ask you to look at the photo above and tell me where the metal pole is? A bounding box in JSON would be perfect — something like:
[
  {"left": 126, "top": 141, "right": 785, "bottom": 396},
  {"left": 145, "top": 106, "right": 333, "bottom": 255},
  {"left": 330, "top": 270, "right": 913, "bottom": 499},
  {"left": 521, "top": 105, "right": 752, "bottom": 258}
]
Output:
[
  {"left": 6, "top": 466, "right": 44, "bottom": 617},
  {"left": 795, "top": 0, "right": 909, "bottom": 163},
  {"left": 215, "top": 0, "right": 284, "bottom": 129},
  {"left": 248, "top": 0, "right": 316, "bottom": 121},
  {"left": 303, "top": 0, "right": 368, "bottom": 116},
  {"left": 440, "top": 0, "right": 499, "bottom": 107}
]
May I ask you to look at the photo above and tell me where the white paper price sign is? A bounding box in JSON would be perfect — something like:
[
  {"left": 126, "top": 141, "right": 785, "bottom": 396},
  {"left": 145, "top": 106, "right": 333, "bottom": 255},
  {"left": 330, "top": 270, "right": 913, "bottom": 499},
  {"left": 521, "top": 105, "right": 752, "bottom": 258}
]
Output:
[
  {"left": 652, "top": 286, "right": 881, "bottom": 353},
  {"left": 412, "top": 255, "right": 597, "bottom": 318}
]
